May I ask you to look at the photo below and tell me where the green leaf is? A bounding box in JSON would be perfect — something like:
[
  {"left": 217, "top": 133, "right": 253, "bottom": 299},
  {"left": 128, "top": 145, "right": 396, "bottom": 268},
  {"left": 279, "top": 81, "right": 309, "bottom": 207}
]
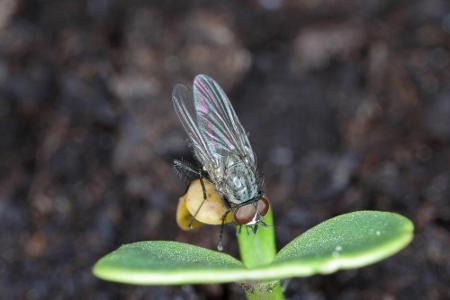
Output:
[
  {"left": 271, "top": 210, "right": 414, "bottom": 276},
  {"left": 93, "top": 211, "right": 414, "bottom": 285},
  {"left": 93, "top": 241, "right": 245, "bottom": 285}
]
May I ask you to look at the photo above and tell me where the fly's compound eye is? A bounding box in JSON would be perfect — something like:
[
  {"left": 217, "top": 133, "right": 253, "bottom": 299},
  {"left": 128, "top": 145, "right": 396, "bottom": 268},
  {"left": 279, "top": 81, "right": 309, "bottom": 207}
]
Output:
[
  {"left": 257, "top": 196, "right": 270, "bottom": 216},
  {"left": 234, "top": 204, "right": 257, "bottom": 225}
]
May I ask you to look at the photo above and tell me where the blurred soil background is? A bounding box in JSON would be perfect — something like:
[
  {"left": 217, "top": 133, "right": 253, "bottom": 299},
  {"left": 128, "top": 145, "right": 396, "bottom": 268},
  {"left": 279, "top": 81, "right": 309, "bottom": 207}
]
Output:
[{"left": 0, "top": 0, "right": 449, "bottom": 299}]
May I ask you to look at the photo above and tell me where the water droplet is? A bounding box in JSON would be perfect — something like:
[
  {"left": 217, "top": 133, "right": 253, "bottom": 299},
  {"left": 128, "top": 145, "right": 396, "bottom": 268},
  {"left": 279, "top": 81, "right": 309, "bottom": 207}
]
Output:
[
  {"left": 217, "top": 242, "right": 223, "bottom": 251},
  {"left": 332, "top": 245, "right": 342, "bottom": 258}
]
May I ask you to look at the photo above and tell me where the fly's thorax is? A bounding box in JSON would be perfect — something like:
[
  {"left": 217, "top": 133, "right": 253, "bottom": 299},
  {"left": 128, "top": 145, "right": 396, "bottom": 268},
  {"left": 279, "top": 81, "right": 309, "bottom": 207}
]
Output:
[
  {"left": 223, "top": 156, "right": 258, "bottom": 204},
  {"left": 211, "top": 165, "right": 224, "bottom": 181},
  {"left": 203, "top": 163, "right": 225, "bottom": 193}
]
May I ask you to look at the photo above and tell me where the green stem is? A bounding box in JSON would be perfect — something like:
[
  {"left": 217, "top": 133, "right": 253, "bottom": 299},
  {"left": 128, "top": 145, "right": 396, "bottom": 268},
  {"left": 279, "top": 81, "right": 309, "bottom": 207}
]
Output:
[{"left": 236, "top": 209, "right": 285, "bottom": 300}]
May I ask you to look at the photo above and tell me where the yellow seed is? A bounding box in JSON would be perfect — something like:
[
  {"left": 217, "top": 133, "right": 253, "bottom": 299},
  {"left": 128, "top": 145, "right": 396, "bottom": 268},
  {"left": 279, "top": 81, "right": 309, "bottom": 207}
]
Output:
[
  {"left": 176, "top": 192, "right": 203, "bottom": 231},
  {"left": 184, "top": 179, "right": 233, "bottom": 225}
]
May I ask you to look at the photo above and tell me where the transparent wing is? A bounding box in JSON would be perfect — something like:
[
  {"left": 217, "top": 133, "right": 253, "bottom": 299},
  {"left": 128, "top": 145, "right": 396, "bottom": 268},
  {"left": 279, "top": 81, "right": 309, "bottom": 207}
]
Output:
[
  {"left": 193, "top": 74, "right": 256, "bottom": 167},
  {"left": 172, "top": 84, "right": 216, "bottom": 166}
]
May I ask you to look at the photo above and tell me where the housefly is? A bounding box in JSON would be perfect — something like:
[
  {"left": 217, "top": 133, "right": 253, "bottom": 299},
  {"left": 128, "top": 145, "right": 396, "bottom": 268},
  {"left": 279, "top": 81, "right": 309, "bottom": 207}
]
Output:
[{"left": 172, "top": 74, "right": 270, "bottom": 240}]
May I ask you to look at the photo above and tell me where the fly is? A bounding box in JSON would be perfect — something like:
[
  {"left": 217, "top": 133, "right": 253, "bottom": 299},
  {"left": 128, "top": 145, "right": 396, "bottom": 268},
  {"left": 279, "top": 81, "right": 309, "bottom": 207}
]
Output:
[{"left": 172, "top": 74, "right": 270, "bottom": 239}]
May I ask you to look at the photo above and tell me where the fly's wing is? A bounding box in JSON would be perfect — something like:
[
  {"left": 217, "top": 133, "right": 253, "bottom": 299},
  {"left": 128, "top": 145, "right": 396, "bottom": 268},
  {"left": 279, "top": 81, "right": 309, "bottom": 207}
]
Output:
[
  {"left": 172, "top": 84, "right": 216, "bottom": 166},
  {"left": 193, "top": 74, "right": 256, "bottom": 168}
]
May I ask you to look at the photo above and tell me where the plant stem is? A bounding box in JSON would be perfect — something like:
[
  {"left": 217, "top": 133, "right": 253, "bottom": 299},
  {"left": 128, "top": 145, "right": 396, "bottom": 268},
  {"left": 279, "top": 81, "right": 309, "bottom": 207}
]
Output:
[
  {"left": 244, "top": 282, "right": 284, "bottom": 300},
  {"left": 237, "top": 209, "right": 285, "bottom": 300}
]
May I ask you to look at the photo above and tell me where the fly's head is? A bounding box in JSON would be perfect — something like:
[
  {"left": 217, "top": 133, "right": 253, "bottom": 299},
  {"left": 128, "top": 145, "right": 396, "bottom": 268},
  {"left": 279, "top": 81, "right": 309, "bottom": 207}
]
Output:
[{"left": 233, "top": 195, "right": 270, "bottom": 227}]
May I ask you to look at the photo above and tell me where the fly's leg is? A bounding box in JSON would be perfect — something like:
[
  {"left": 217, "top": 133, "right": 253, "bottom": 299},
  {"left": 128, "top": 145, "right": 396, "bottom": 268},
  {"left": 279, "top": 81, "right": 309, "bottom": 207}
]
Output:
[
  {"left": 217, "top": 210, "right": 230, "bottom": 251},
  {"left": 243, "top": 224, "right": 259, "bottom": 234},
  {"left": 173, "top": 159, "right": 209, "bottom": 229},
  {"left": 188, "top": 177, "right": 208, "bottom": 229},
  {"left": 173, "top": 159, "right": 203, "bottom": 181},
  {"left": 237, "top": 225, "right": 243, "bottom": 234},
  {"left": 245, "top": 225, "right": 250, "bottom": 235}
]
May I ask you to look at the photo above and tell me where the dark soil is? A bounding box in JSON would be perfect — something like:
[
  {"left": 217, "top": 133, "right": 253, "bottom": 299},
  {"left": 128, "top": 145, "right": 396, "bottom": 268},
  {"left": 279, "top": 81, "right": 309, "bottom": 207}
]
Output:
[{"left": 0, "top": 0, "right": 449, "bottom": 299}]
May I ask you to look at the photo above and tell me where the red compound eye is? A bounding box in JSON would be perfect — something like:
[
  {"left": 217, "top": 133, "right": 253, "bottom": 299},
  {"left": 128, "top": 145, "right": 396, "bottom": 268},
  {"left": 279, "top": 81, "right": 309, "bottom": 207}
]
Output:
[
  {"left": 257, "top": 196, "right": 270, "bottom": 216},
  {"left": 234, "top": 204, "right": 256, "bottom": 225}
]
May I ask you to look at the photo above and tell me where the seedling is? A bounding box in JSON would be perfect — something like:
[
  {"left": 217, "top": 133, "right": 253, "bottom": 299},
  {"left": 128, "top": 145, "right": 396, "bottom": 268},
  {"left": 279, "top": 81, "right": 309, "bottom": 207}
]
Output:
[
  {"left": 93, "top": 210, "right": 413, "bottom": 299},
  {"left": 92, "top": 75, "right": 414, "bottom": 299}
]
